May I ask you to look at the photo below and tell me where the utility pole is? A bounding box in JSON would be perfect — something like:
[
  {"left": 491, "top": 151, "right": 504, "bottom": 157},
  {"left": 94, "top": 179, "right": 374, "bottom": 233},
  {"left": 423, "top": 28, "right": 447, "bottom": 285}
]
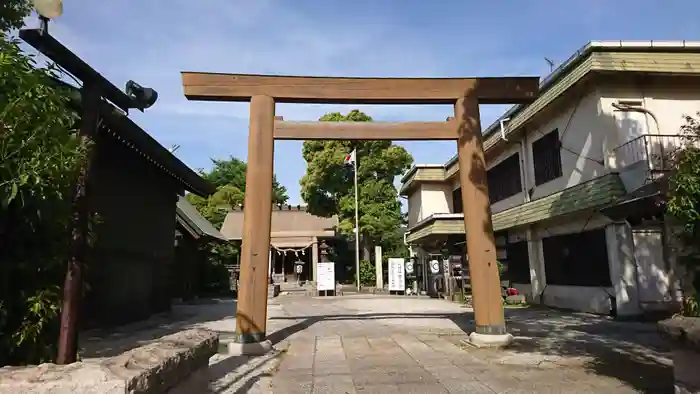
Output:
[
  {"left": 343, "top": 149, "right": 360, "bottom": 291},
  {"left": 353, "top": 152, "right": 360, "bottom": 291}
]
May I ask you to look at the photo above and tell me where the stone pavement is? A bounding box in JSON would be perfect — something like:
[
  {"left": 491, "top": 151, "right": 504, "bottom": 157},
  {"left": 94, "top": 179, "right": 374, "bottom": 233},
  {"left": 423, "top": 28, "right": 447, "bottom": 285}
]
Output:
[
  {"left": 266, "top": 295, "right": 673, "bottom": 393},
  {"left": 78, "top": 295, "right": 674, "bottom": 393}
]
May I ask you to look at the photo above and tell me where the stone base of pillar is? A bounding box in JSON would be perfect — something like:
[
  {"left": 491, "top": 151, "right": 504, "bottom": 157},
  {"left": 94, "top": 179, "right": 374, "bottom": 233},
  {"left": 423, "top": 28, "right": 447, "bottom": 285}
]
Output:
[
  {"left": 228, "top": 339, "right": 273, "bottom": 356},
  {"left": 267, "top": 284, "right": 280, "bottom": 298},
  {"left": 461, "top": 332, "right": 513, "bottom": 349}
]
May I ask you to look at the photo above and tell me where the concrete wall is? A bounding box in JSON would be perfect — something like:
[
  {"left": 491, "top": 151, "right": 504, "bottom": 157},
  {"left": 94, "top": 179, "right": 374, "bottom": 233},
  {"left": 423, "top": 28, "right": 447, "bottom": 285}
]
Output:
[
  {"left": 525, "top": 87, "right": 613, "bottom": 200},
  {"left": 518, "top": 214, "right": 617, "bottom": 315},
  {"left": 601, "top": 79, "right": 700, "bottom": 191},
  {"left": 406, "top": 183, "right": 453, "bottom": 227},
  {"left": 630, "top": 225, "right": 672, "bottom": 308},
  {"left": 406, "top": 187, "right": 422, "bottom": 227},
  {"left": 84, "top": 135, "right": 180, "bottom": 328},
  {"left": 512, "top": 214, "right": 676, "bottom": 316}
]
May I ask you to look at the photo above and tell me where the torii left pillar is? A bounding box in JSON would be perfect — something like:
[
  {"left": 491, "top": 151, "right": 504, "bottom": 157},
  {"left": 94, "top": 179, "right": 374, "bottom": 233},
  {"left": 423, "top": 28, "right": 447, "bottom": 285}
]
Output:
[{"left": 229, "top": 95, "right": 275, "bottom": 355}]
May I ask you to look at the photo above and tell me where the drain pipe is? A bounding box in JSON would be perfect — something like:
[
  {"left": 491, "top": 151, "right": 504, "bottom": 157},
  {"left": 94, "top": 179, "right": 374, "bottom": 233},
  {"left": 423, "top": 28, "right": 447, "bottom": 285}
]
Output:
[
  {"left": 403, "top": 231, "right": 413, "bottom": 258},
  {"left": 611, "top": 102, "right": 661, "bottom": 134},
  {"left": 500, "top": 117, "right": 511, "bottom": 141},
  {"left": 612, "top": 101, "right": 663, "bottom": 182}
]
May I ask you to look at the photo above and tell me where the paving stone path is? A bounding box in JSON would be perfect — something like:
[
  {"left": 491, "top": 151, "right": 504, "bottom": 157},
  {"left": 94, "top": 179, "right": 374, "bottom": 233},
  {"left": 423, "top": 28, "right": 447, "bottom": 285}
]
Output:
[
  {"left": 267, "top": 295, "right": 672, "bottom": 393},
  {"left": 80, "top": 295, "right": 674, "bottom": 393}
]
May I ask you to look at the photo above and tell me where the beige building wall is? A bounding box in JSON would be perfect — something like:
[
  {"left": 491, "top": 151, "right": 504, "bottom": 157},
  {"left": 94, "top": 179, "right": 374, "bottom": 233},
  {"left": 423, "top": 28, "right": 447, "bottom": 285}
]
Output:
[{"left": 406, "top": 183, "right": 453, "bottom": 227}]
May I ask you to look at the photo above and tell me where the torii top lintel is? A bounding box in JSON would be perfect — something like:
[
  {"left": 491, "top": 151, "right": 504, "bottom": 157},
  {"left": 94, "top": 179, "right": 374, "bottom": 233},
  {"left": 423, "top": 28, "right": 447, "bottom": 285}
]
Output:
[{"left": 181, "top": 72, "right": 539, "bottom": 105}]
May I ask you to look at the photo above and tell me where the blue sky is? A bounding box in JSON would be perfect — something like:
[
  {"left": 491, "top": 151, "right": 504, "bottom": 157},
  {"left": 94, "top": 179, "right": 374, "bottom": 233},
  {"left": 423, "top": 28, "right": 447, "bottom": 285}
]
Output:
[{"left": 22, "top": 0, "right": 700, "bottom": 204}]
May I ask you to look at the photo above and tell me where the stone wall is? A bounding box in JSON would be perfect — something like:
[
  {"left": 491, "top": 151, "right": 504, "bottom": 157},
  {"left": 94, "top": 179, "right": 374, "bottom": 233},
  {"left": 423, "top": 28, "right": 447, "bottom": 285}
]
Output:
[
  {"left": 659, "top": 316, "right": 700, "bottom": 393},
  {"left": 0, "top": 329, "right": 218, "bottom": 394}
]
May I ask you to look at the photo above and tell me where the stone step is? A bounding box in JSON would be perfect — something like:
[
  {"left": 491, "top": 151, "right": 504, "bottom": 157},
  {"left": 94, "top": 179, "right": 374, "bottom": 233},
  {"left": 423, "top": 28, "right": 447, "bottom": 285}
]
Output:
[{"left": 267, "top": 284, "right": 280, "bottom": 298}]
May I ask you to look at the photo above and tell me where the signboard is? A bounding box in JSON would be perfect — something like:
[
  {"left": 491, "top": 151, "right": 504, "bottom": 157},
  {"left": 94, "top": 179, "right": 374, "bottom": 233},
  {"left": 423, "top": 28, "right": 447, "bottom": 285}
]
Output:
[
  {"left": 388, "top": 258, "right": 406, "bottom": 291},
  {"left": 405, "top": 260, "right": 414, "bottom": 275},
  {"left": 429, "top": 259, "right": 441, "bottom": 274},
  {"left": 317, "top": 262, "right": 335, "bottom": 291}
]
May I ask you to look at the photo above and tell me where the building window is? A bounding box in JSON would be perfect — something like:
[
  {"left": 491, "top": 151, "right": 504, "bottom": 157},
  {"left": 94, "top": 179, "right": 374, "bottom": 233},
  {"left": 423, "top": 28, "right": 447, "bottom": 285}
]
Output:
[
  {"left": 542, "top": 228, "right": 611, "bottom": 287},
  {"left": 503, "top": 241, "right": 531, "bottom": 284},
  {"left": 532, "top": 129, "right": 563, "bottom": 186},
  {"left": 487, "top": 153, "right": 522, "bottom": 203},
  {"left": 452, "top": 187, "right": 463, "bottom": 214}
]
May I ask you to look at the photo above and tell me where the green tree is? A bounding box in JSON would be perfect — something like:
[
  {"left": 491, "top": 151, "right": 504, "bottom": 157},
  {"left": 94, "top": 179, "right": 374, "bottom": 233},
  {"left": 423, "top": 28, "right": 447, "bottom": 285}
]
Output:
[
  {"left": 187, "top": 184, "right": 244, "bottom": 229},
  {"left": 204, "top": 157, "right": 288, "bottom": 206},
  {"left": 357, "top": 260, "right": 376, "bottom": 286},
  {"left": 186, "top": 156, "right": 289, "bottom": 229},
  {"left": 185, "top": 157, "right": 290, "bottom": 292},
  {"left": 1, "top": 20, "right": 87, "bottom": 364},
  {"left": 1, "top": 0, "right": 31, "bottom": 32},
  {"left": 666, "top": 112, "right": 700, "bottom": 316},
  {"left": 300, "top": 110, "right": 413, "bottom": 261}
]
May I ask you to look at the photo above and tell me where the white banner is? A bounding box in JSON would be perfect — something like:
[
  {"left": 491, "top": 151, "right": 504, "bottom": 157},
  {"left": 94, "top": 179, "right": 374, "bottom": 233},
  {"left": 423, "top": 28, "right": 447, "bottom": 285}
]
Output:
[
  {"left": 317, "top": 262, "right": 335, "bottom": 291},
  {"left": 388, "top": 258, "right": 406, "bottom": 291}
]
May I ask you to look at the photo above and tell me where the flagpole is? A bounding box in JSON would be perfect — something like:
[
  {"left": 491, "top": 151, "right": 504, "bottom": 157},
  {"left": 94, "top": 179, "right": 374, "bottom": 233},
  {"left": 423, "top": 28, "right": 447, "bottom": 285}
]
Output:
[{"left": 353, "top": 153, "right": 361, "bottom": 292}]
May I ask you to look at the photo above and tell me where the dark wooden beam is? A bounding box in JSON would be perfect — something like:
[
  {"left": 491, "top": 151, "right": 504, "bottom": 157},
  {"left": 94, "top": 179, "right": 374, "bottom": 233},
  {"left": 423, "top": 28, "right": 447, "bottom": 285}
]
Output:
[
  {"left": 273, "top": 121, "right": 458, "bottom": 140},
  {"left": 181, "top": 73, "right": 539, "bottom": 105},
  {"left": 20, "top": 29, "right": 135, "bottom": 112}
]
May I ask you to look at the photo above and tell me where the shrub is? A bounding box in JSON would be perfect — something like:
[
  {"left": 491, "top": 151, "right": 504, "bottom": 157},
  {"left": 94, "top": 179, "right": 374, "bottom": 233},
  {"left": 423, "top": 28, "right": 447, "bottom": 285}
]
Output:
[
  {"left": 0, "top": 37, "right": 86, "bottom": 365},
  {"left": 357, "top": 259, "right": 376, "bottom": 286}
]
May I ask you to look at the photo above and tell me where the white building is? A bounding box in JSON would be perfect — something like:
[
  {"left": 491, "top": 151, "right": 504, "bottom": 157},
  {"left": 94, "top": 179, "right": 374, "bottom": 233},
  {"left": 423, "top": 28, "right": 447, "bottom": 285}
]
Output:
[{"left": 401, "top": 41, "right": 700, "bottom": 317}]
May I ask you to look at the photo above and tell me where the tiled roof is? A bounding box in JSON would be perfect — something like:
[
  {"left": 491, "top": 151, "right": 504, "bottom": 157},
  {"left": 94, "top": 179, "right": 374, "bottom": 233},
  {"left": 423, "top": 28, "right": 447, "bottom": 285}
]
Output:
[{"left": 176, "top": 196, "right": 226, "bottom": 241}]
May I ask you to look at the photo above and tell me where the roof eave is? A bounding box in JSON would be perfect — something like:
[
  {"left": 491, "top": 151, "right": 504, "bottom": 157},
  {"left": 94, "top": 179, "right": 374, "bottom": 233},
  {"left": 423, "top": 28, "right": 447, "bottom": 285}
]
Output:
[
  {"left": 445, "top": 40, "right": 700, "bottom": 170},
  {"left": 56, "top": 79, "right": 216, "bottom": 197}
]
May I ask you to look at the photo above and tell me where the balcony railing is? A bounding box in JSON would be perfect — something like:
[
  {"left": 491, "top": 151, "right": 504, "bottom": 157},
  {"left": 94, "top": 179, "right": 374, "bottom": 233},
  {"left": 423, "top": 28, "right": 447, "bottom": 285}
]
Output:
[{"left": 613, "top": 134, "right": 683, "bottom": 173}]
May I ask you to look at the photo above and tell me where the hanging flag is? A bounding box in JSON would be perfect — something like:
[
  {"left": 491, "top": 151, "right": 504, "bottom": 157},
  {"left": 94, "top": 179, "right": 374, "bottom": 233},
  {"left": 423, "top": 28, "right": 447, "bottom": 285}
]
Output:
[{"left": 343, "top": 149, "right": 356, "bottom": 165}]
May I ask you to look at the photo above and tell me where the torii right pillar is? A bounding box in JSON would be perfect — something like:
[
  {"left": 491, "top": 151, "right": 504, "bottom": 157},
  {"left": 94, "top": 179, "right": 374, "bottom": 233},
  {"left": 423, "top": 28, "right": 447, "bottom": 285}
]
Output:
[{"left": 455, "top": 96, "right": 511, "bottom": 347}]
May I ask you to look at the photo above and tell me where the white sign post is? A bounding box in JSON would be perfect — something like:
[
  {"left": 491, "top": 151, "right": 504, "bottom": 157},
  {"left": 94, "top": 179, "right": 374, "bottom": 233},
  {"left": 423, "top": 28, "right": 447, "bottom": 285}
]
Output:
[
  {"left": 316, "top": 262, "right": 336, "bottom": 296},
  {"left": 388, "top": 258, "right": 406, "bottom": 293}
]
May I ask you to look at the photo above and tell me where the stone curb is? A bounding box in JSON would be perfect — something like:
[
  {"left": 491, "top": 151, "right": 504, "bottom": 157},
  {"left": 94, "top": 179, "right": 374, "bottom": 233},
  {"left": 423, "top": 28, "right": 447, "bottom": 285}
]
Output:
[
  {"left": 0, "top": 328, "right": 219, "bottom": 394},
  {"left": 658, "top": 316, "right": 700, "bottom": 352}
]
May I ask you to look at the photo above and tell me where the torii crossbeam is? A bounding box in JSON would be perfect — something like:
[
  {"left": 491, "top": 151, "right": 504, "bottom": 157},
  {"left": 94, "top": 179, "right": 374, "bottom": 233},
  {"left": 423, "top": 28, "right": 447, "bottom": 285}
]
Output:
[{"left": 181, "top": 72, "right": 539, "bottom": 350}]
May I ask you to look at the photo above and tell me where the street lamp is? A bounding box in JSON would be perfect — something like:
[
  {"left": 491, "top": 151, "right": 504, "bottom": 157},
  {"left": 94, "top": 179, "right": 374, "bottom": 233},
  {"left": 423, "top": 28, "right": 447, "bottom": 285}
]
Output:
[
  {"left": 32, "top": 0, "right": 62, "bottom": 33},
  {"left": 26, "top": 1, "right": 159, "bottom": 114},
  {"left": 125, "top": 80, "right": 159, "bottom": 110}
]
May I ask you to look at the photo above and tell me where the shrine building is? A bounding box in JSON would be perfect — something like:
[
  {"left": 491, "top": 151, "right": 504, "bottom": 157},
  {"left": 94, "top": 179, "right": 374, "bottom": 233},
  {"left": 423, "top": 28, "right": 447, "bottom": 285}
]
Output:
[{"left": 220, "top": 204, "right": 339, "bottom": 284}]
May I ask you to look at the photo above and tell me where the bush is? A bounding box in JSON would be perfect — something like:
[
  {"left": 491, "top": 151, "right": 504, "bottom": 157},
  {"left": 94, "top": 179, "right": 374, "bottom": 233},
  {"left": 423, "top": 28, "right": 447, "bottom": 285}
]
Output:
[
  {"left": 199, "top": 242, "right": 235, "bottom": 295},
  {"left": 357, "top": 259, "right": 376, "bottom": 286},
  {"left": 496, "top": 261, "right": 505, "bottom": 278},
  {"left": 666, "top": 113, "right": 700, "bottom": 316}
]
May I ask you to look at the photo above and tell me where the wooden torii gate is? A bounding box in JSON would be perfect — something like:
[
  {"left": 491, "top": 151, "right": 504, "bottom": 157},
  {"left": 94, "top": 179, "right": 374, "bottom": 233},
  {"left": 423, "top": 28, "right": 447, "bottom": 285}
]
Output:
[{"left": 181, "top": 73, "right": 539, "bottom": 349}]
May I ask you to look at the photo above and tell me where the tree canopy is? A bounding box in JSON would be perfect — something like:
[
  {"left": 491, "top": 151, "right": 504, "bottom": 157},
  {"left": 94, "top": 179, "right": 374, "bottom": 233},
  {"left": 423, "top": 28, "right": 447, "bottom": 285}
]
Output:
[
  {"left": 186, "top": 156, "right": 289, "bottom": 229},
  {"left": 205, "top": 157, "right": 289, "bottom": 204},
  {"left": 185, "top": 156, "right": 290, "bottom": 285},
  {"left": 299, "top": 110, "right": 413, "bottom": 258},
  {"left": 0, "top": 0, "right": 30, "bottom": 33}
]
